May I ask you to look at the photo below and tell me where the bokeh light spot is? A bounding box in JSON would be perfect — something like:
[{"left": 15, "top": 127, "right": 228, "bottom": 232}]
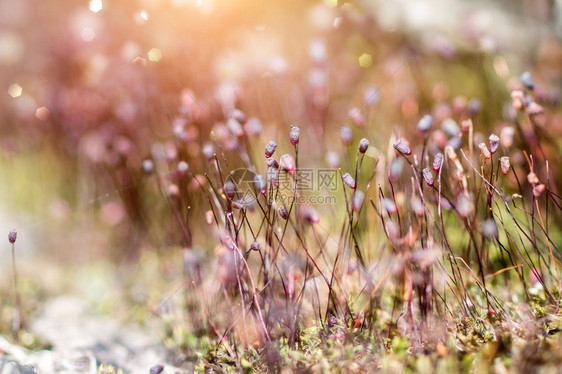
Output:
[
  {"left": 324, "top": 0, "right": 337, "bottom": 8},
  {"left": 358, "top": 53, "right": 372, "bottom": 68},
  {"left": 134, "top": 10, "right": 149, "bottom": 24},
  {"left": 121, "top": 41, "right": 141, "bottom": 62},
  {"left": 333, "top": 17, "right": 342, "bottom": 28},
  {"left": 148, "top": 48, "right": 162, "bottom": 62},
  {"left": 89, "top": 0, "right": 102, "bottom": 13},
  {"left": 132, "top": 56, "right": 147, "bottom": 66},
  {"left": 0, "top": 32, "right": 24, "bottom": 64},
  {"left": 81, "top": 27, "right": 96, "bottom": 42},
  {"left": 99, "top": 200, "right": 126, "bottom": 227},
  {"left": 14, "top": 95, "right": 36, "bottom": 118},
  {"left": 36, "top": 107, "right": 50, "bottom": 120},
  {"left": 8, "top": 83, "right": 22, "bottom": 97}
]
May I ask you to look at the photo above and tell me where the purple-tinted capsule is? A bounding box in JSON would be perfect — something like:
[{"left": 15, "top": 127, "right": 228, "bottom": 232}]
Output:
[
  {"left": 224, "top": 181, "right": 236, "bottom": 200},
  {"left": 279, "top": 206, "right": 289, "bottom": 220},
  {"left": 457, "top": 195, "right": 474, "bottom": 218},
  {"left": 202, "top": 143, "right": 215, "bottom": 160},
  {"left": 520, "top": 71, "right": 534, "bottom": 90},
  {"left": 349, "top": 108, "right": 364, "bottom": 127},
  {"left": 447, "top": 137, "right": 461, "bottom": 150},
  {"left": 142, "top": 159, "right": 154, "bottom": 175},
  {"left": 386, "top": 221, "right": 399, "bottom": 239},
  {"left": 231, "top": 109, "right": 247, "bottom": 124},
  {"left": 265, "top": 140, "right": 278, "bottom": 158},
  {"left": 501, "top": 127, "right": 515, "bottom": 148},
  {"left": 468, "top": 98, "right": 482, "bottom": 116},
  {"left": 254, "top": 174, "right": 267, "bottom": 195},
  {"left": 364, "top": 85, "right": 380, "bottom": 106},
  {"left": 433, "top": 153, "right": 444, "bottom": 172},
  {"left": 382, "top": 198, "right": 397, "bottom": 214},
  {"left": 527, "top": 172, "right": 539, "bottom": 185},
  {"left": 227, "top": 118, "right": 244, "bottom": 137},
  {"left": 299, "top": 206, "right": 320, "bottom": 223},
  {"left": 325, "top": 151, "right": 340, "bottom": 168},
  {"left": 341, "top": 126, "right": 352, "bottom": 145},
  {"left": 232, "top": 199, "right": 255, "bottom": 210},
  {"left": 165, "top": 142, "right": 178, "bottom": 161},
  {"left": 266, "top": 157, "right": 279, "bottom": 169},
  {"left": 441, "top": 118, "right": 460, "bottom": 137},
  {"left": 250, "top": 241, "right": 262, "bottom": 251},
  {"left": 422, "top": 168, "right": 434, "bottom": 186},
  {"left": 526, "top": 101, "right": 544, "bottom": 116},
  {"left": 358, "top": 138, "right": 369, "bottom": 154},
  {"left": 342, "top": 173, "right": 356, "bottom": 189},
  {"left": 533, "top": 184, "right": 546, "bottom": 197},
  {"left": 411, "top": 196, "right": 424, "bottom": 216},
  {"left": 461, "top": 119, "right": 472, "bottom": 133},
  {"left": 390, "top": 158, "right": 404, "bottom": 180},
  {"left": 482, "top": 219, "right": 498, "bottom": 238},
  {"left": 417, "top": 115, "right": 434, "bottom": 133},
  {"left": 177, "top": 161, "right": 189, "bottom": 174},
  {"left": 244, "top": 118, "right": 262, "bottom": 136},
  {"left": 8, "top": 229, "right": 17, "bottom": 244},
  {"left": 500, "top": 156, "right": 510, "bottom": 175},
  {"left": 479, "top": 143, "right": 491, "bottom": 160},
  {"left": 174, "top": 125, "right": 189, "bottom": 143},
  {"left": 511, "top": 90, "right": 525, "bottom": 111},
  {"left": 393, "top": 140, "right": 411, "bottom": 155},
  {"left": 168, "top": 184, "right": 179, "bottom": 198},
  {"left": 489, "top": 134, "right": 499, "bottom": 154},
  {"left": 280, "top": 154, "right": 296, "bottom": 173},
  {"left": 353, "top": 191, "right": 365, "bottom": 211},
  {"left": 290, "top": 126, "right": 300, "bottom": 146}
]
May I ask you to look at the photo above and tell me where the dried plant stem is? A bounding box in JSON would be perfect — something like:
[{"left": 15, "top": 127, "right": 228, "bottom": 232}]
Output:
[{"left": 11, "top": 242, "right": 22, "bottom": 336}]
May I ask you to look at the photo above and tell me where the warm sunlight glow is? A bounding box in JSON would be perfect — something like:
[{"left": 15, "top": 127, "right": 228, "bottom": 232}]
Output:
[{"left": 89, "top": 0, "right": 102, "bottom": 13}]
